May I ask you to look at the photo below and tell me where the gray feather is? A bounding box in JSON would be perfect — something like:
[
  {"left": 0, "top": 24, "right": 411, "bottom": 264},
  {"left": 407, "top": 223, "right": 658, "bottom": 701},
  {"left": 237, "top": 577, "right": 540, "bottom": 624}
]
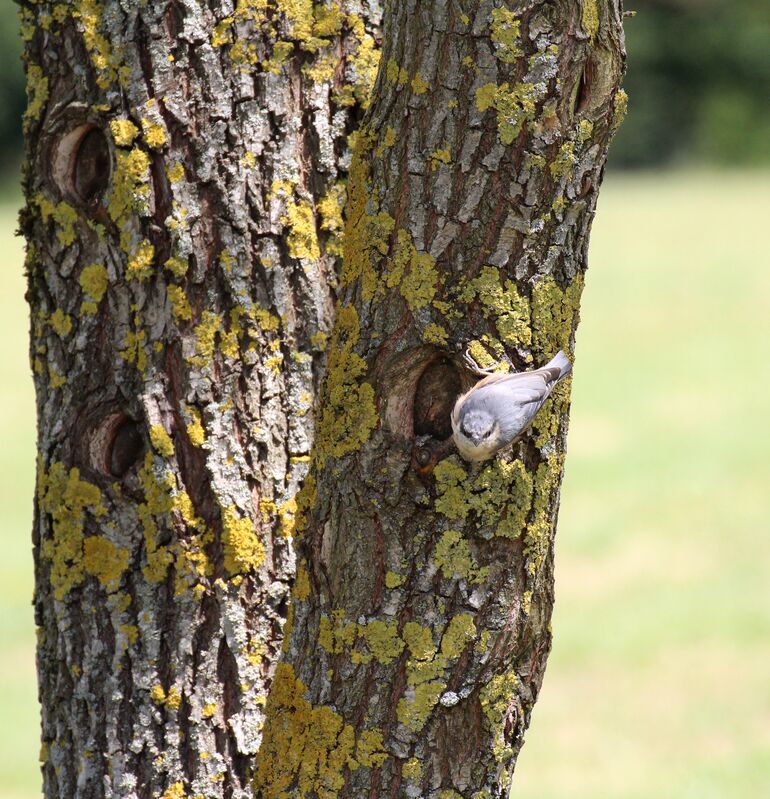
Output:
[{"left": 451, "top": 351, "right": 573, "bottom": 460}]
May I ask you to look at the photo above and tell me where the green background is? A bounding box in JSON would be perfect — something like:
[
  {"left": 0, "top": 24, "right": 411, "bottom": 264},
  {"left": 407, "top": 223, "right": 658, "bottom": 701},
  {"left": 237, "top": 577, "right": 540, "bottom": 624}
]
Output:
[{"left": 2, "top": 1, "right": 769, "bottom": 796}]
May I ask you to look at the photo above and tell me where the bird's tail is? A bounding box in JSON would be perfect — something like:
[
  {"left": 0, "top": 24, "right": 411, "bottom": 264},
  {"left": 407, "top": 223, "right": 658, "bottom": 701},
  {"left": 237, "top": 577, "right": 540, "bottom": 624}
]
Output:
[{"left": 546, "top": 350, "right": 572, "bottom": 380}]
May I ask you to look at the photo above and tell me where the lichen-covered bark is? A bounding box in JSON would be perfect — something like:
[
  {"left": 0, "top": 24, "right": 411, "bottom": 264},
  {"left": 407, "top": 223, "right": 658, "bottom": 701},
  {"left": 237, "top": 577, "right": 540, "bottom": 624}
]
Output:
[
  {"left": 21, "top": 1, "right": 381, "bottom": 796},
  {"left": 256, "top": 2, "right": 625, "bottom": 797}
]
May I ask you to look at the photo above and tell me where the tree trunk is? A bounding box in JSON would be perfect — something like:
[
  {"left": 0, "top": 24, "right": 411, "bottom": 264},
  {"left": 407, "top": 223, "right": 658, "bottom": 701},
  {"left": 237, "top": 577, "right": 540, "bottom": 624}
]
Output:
[
  {"left": 22, "top": 0, "right": 624, "bottom": 797},
  {"left": 254, "top": 2, "right": 625, "bottom": 798},
  {"left": 21, "top": 1, "right": 380, "bottom": 797}
]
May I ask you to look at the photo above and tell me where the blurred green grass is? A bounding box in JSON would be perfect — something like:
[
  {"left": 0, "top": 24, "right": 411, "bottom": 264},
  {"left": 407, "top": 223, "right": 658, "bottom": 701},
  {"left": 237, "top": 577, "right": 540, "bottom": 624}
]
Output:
[{"left": 1, "top": 172, "right": 769, "bottom": 797}]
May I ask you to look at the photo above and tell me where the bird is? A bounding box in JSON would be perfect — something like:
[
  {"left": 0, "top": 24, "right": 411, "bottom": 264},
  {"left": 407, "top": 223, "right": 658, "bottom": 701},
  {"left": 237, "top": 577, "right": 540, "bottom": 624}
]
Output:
[{"left": 451, "top": 351, "right": 572, "bottom": 462}]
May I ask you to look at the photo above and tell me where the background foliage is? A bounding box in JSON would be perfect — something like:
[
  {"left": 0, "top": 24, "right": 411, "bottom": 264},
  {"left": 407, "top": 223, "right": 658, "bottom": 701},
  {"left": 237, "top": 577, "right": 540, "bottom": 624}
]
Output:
[
  {"left": 2, "top": 1, "right": 769, "bottom": 797},
  {"left": 2, "top": 0, "right": 770, "bottom": 174}
]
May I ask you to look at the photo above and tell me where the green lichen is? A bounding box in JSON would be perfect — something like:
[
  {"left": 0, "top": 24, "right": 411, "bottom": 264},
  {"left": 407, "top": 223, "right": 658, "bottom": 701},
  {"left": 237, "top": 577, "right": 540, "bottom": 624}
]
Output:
[
  {"left": 78, "top": 263, "right": 108, "bottom": 315},
  {"left": 357, "top": 620, "right": 405, "bottom": 665},
  {"left": 433, "top": 458, "right": 471, "bottom": 521},
  {"left": 423, "top": 323, "right": 449, "bottom": 345},
  {"left": 471, "top": 459, "right": 533, "bottom": 539},
  {"left": 23, "top": 63, "right": 49, "bottom": 128},
  {"left": 476, "top": 81, "right": 543, "bottom": 145},
  {"left": 611, "top": 88, "right": 629, "bottom": 133},
  {"left": 550, "top": 140, "right": 577, "bottom": 179},
  {"left": 490, "top": 7, "right": 522, "bottom": 64},
  {"left": 434, "top": 456, "right": 535, "bottom": 539},
  {"left": 578, "top": 119, "right": 594, "bottom": 143},
  {"left": 439, "top": 613, "right": 476, "bottom": 659},
  {"left": 480, "top": 670, "right": 520, "bottom": 761},
  {"left": 433, "top": 530, "right": 488, "bottom": 584},
  {"left": 385, "top": 229, "right": 440, "bottom": 310},
  {"left": 35, "top": 196, "right": 78, "bottom": 247},
  {"left": 49, "top": 309, "right": 72, "bottom": 338},
  {"left": 340, "top": 131, "right": 395, "bottom": 300},
  {"left": 530, "top": 273, "right": 584, "bottom": 358},
  {"left": 581, "top": 0, "right": 600, "bottom": 40},
  {"left": 396, "top": 680, "right": 446, "bottom": 732},
  {"left": 403, "top": 758, "right": 421, "bottom": 782},
  {"left": 461, "top": 266, "right": 531, "bottom": 351},
  {"left": 523, "top": 454, "right": 562, "bottom": 577}
]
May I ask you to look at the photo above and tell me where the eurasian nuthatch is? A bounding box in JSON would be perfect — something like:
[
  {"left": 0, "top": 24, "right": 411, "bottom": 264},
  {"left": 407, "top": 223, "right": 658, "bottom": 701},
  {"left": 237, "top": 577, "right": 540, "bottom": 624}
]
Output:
[{"left": 451, "top": 351, "right": 572, "bottom": 462}]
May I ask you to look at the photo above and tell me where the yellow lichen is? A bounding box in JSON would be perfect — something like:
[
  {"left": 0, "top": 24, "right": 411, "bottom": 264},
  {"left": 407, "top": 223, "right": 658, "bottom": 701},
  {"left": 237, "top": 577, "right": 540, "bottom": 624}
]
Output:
[
  {"left": 73, "top": 0, "right": 125, "bottom": 89},
  {"left": 221, "top": 505, "right": 265, "bottom": 575},
  {"left": 550, "top": 141, "right": 577, "bottom": 179},
  {"left": 384, "top": 571, "right": 405, "bottom": 589},
  {"left": 167, "top": 285, "right": 193, "bottom": 322},
  {"left": 294, "top": 563, "right": 311, "bottom": 600},
  {"left": 480, "top": 670, "right": 520, "bottom": 761},
  {"left": 284, "top": 196, "right": 321, "bottom": 262},
  {"left": 164, "top": 255, "right": 189, "bottom": 279},
  {"left": 38, "top": 460, "right": 107, "bottom": 600},
  {"left": 108, "top": 148, "right": 151, "bottom": 224},
  {"left": 167, "top": 161, "right": 185, "bottom": 183},
  {"left": 433, "top": 458, "right": 471, "bottom": 520},
  {"left": 314, "top": 305, "right": 377, "bottom": 466},
  {"left": 110, "top": 119, "right": 139, "bottom": 147},
  {"left": 396, "top": 680, "right": 445, "bottom": 732},
  {"left": 83, "top": 536, "right": 129, "bottom": 592},
  {"left": 403, "top": 758, "right": 421, "bottom": 782},
  {"left": 254, "top": 662, "right": 388, "bottom": 799},
  {"left": 186, "top": 407, "right": 205, "bottom": 447},
  {"left": 149, "top": 425, "right": 175, "bottom": 458},
  {"left": 523, "top": 454, "right": 562, "bottom": 576},
  {"left": 530, "top": 273, "right": 583, "bottom": 357},
  {"left": 161, "top": 782, "right": 186, "bottom": 799},
  {"left": 411, "top": 72, "right": 429, "bottom": 95},
  {"left": 141, "top": 117, "right": 167, "bottom": 149}
]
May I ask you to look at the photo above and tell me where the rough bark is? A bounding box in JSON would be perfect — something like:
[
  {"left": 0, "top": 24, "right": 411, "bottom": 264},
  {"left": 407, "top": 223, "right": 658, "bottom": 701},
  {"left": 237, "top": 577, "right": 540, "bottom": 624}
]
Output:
[
  {"left": 21, "top": 1, "right": 381, "bottom": 797},
  {"left": 255, "top": 2, "right": 625, "bottom": 798}
]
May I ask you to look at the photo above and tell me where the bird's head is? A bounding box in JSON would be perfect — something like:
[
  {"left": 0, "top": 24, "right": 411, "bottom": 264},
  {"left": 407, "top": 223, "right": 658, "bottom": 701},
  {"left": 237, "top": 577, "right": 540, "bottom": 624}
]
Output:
[{"left": 459, "top": 407, "right": 499, "bottom": 447}]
